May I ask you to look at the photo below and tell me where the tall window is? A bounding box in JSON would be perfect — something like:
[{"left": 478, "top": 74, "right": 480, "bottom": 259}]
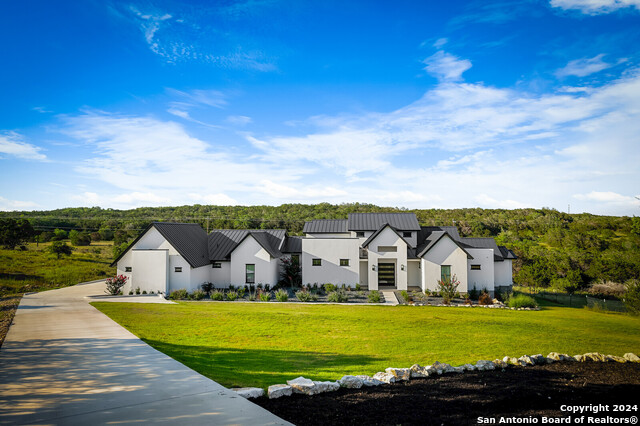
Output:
[
  {"left": 441, "top": 265, "right": 451, "bottom": 282},
  {"left": 246, "top": 264, "right": 255, "bottom": 283}
]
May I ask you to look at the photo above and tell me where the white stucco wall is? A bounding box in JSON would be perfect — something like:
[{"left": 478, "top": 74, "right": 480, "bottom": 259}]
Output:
[
  {"left": 366, "top": 227, "right": 408, "bottom": 290},
  {"left": 301, "top": 237, "right": 360, "bottom": 286},
  {"left": 190, "top": 265, "right": 210, "bottom": 292},
  {"left": 129, "top": 249, "right": 168, "bottom": 294},
  {"left": 421, "top": 236, "right": 469, "bottom": 293},
  {"left": 466, "top": 248, "right": 495, "bottom": 293},
  {"left": 168, "top": 254, "right": 191, "bottom": 291},
  {"left": 494, "top": 259, "right": 513, "bottom": 287},
  {"left": 230, "top": 236, "right": 278, "bottom": 286},
  {"left": 210, "top": 261, "right": 232, "bottom": 288}
]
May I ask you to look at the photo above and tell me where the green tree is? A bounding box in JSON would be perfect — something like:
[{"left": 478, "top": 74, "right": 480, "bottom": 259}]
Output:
[
  {"left": 70, "top": 231, "right": 91, "bottom": 246},
  {"left": 0, "top": 218, "right": 35, "bottom": 249},
  {"left": 624, "top": 279, "right": 640, "bottom": 315},
  {"left": 279, "top": 256, "right": 302, "bottom": 288},
  {"left": 52, "top": 229, "right": 68, "bottom": 241},
  {"left": 113, "top": 242, "right": 129, "bottom": 260},
  {"left": 49, "top": 241, "right": 73, "bottom": 259}
]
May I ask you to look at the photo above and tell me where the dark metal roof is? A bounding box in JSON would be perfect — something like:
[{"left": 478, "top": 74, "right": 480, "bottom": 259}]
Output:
[
  {"left": 208, "top": 229, "right": 287, "bottom": 261},
  {"left": 416, "top": 231, "right": 473, "bottom": 259},
  {"left": 348, "top": 213, "right": 421, "bottom": 231},
  {"left": 303, "top": 219, "right": 348, "bottom": 234},
  {"left": 460, "top": 237, "right": 503, "bottom": 261},
  {"left": 361, "top": 223, "right": 407, "bottom": 248},
  {"left": 498, "top": 246, "right": 517, "bottom": 260},
  {"left": 282, "top": 236, "right": 302, "bottom": 253},
  {"left": 420, "top": 226, "right": 461, "bottom": 241}
]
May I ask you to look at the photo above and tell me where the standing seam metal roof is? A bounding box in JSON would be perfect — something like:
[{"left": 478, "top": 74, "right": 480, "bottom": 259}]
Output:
[
  {"left": 152, "top": 222, "right": 210, "bottom": 268},
  {"left": 302, "top": 219, "right": 348, "bottom": 233},
  {"left": 208, "top": 229, "right": 287, "bottom": 261},
  {"left": 347, "top": 213, "right": 421, "bottom": 231}
]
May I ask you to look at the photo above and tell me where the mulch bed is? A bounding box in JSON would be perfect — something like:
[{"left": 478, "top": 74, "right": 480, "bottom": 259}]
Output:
[{"left": 254, "top": 362, "right": 640, "bottom": 425}]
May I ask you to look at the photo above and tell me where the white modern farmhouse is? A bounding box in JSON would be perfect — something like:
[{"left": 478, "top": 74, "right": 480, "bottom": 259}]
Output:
[{"left": 112, "top": 213, "right": 515, "bottom": 296}]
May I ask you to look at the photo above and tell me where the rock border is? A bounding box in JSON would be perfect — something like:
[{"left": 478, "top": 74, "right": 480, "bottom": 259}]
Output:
[{"left": 231, "top": 352, "right": 640, "bottom": 399}]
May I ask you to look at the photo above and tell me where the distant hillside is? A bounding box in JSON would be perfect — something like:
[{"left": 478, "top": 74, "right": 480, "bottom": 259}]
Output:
[{"left": 2, "top": 203, "right": 639, "bottom": 291}]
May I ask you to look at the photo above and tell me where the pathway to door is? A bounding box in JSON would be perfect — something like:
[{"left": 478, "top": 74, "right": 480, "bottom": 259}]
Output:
[{"left": 0, "top": 281, "right": 291, "bottom": 425}]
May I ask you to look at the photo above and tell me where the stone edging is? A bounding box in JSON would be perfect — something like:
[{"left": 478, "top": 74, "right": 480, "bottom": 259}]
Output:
[{"left": 231, "top": 352, "right": 640, "bottom": 400}]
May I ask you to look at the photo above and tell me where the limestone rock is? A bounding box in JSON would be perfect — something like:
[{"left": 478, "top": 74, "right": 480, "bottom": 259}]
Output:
[
  {"left": 607, "top": 355, "right": 627, "bottom": 363},
  {"left": 339, "top": 375, "right": 364, "bottom": 389},
  {"left": 493, "top": 359, "right": 508, "bottom": 369},
  {"left": 476, "top": 360, "right": 496, "bottom": 371},
  {"left": 287, "top": 376, "right": 316, "bottom": 394},
  {"left": 373, "top": 372, "right": 396, "bottom": 384},
  {"left": 584, "top": 352, "right": 607, "bottom": 362},
  {"left": 531, "top": 354, "right": 546, "bottom": 364},
  {"left": 463, "top": 363, "right": 476, "bottom": 371},
  {"left": 385, "top": 367, "right": 411, "bottom": 381},
  {"left": 268, "top": 384, "right": 292, "bottom": 399},
  {"left": 232, "top": 387, "right": 264, "bottom": 399},
  {"left": 410, "top": 364, "right": 430, "bottom": 378},
  {"left": 624, "top": 353, "right": 640, "bottom": 363},
  {"left": 574, "top": 354, "right": 585, "bottom": 362},
  {"left": 518, "top": 355, "right": 535, "bottom": 366},
  {"left": 356, "top": 375, "right": 384, "bottom": 386},
  {"left": 452, "top": 366, "right": 465, "bottom": 373},
  {"left": 312, "top": 381, "right": 340, "bottom": 393}
]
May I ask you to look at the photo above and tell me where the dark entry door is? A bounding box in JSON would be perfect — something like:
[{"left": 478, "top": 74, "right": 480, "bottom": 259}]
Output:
[{"left": 378, "top": 263, "right": 396, "bottom": 286}]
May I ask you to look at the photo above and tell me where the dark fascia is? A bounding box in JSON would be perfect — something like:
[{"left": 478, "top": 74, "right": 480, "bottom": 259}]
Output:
[
  {"left": 234, "top": 231, "right": 281, "bottom": 259},
  {"left": 417, "top": 231, "right": 474, "bottom": 259},
  {"left": 361, "top": 223, "right": 408, "bottom": 248}
]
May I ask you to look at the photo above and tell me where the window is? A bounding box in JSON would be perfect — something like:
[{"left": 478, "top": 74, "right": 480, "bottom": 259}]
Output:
[
  {"left": 377, "top": 246, "right": 397, "bottom": 252},
  {"left": 441, "top": 265, "right": 451, "bottom": 283},
  {"left": 291, "top": 254, "right": 300, "bottom": 264},
  {"left": 312, "top": 258, "right": 322, "bottom": 266},
  {"left": 471, "top": 264, "right": 481, "bottom": 270},
  {"left": 212, "top": 262, "right": 222, "bottom": 269},
  {"left": 403, "top": 231, "right": 412, "bottom": 238},
  {"left": 246, "top": 264, "right": 255, "bottom": 283},
  {"left": 174, "top": 267, "right": 182, "bottom": 273},
  {"left": 356, "top": 231, "right": 365, "bottom": 237},
  {"left": 340, "top": 259, "right": 349, "bottom": 266},
  {"left": 125, "top": 266, "right": 132, "bottom": 272}
]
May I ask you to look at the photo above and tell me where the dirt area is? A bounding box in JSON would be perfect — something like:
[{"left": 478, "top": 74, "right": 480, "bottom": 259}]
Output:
[
  {"left": 254, "top": 362, "right": 640, "bottom": 425},
  {"left": 0, "top": 296, "right": 20, "bottom": 348}
]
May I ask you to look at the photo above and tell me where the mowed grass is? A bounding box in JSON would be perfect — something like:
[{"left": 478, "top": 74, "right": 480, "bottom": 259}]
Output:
[{"left": 92, "top": 301, "right": 640, "bottom": 389}]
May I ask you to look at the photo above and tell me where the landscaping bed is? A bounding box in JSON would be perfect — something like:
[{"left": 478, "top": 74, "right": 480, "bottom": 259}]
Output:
[{"left": 254, "top": 362, "right": 640, "bottom": 425}]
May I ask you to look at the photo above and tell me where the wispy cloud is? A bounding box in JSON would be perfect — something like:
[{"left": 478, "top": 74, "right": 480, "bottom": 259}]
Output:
[
  {"left": 555, "top": 53, "right": 623, "bottom": 78},
  {"left": 0, "top": 196, "right": 39, "bottom": 211},
  {"left": 423, "top": 51, "right": 472, "bottom": 81},
  {"left": 166, "top": 88, "right": 227, "bottom": 126},
  {"left": 550, "top": 0, "right": 640, "bottom": 14},
  {"left": 227, "top": 115, "right": 252, "bottom": 126},
  {"left": 0, "top": 132, "right": 47, "bottom": 161}
]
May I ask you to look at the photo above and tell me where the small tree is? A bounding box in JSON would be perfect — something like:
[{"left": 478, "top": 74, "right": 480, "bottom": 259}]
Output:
[
  {"left": 624, "top": 279, "right": 640, "bottom": 315},
  {"left": 0, "top": 218, "right": 35, "bottom": 249},
  {"left": 105, "top": 275, "right": 128, "bottom": 295},
  {"left": 437, "top": 273, "right": 460, "bottom": 304},
  {"left": 279, "top": 256, "right": 302, "bottom": 288},
  {"left": 49, "top": 241, "right": 73, "bottom": 259},
  {"left": 70, "top": 231, "right": 91, "bottom": 246},
  {"left": 52, "top": 229, "right": 68, "bottom": 241}
]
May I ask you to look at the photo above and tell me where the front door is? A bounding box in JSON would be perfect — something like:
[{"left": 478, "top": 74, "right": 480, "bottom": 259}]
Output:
[{"left": 378, "top": 263, "right": 396, "bottom": 287}]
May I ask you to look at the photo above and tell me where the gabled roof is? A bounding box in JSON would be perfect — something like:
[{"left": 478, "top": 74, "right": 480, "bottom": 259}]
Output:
[
  {"left": 303, "top": 219, "right": 348, "bottom": 234},
  {"left": 348, "top": 213, "right": 421, "bottom": 231},
  {"left": 460, "top": 237, "right": 504, "bottom": 261},
  {"left": 417, "top": 230, "right": 473, "bottom": 259},
  {"left": 498, "top": 246, "right": 517, "bottom": 260},
  {"left": 282, "top": 236, "right": 302, "bottom": 253},
  {"left": 208, "top": 229, "right": 287, "bottom": 261},
  {"left": 361, "top": 223, "right": 408, "bottom": 248},
  {"left": 110, "top": 222, "right": 209, "bottom": 268}
]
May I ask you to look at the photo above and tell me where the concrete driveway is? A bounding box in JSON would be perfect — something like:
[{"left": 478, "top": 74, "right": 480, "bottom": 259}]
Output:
[{"left": 0, "top": 281, "right": 292, "bottom": 425}]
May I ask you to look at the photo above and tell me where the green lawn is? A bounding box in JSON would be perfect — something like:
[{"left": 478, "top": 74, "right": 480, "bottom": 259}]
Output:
[{"left": 92, "top": 301, "right": 640, "bottom": 389}]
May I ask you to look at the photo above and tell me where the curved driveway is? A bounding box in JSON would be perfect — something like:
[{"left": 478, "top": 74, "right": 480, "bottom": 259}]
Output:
[{"left": 0, "top": 281, "right": 291, "bottom": 425}]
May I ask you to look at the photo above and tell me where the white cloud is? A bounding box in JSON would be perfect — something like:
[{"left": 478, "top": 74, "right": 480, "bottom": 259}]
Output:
[
  {"left": 555, "top": 54, "right": 617, "bottom": 78},
  {"left": 551, "top": 0, "right": 640, "bottom": 14},
  {"left": 574, "top": 191, "right": 640, "bottom": 204},
  {"left": 188, "top": 193, "right": 238, "bottom": 205},
  {"left": 112, "top": 192, "right": 172, "bottom": 205},
  {"left": 423, "top": 51, "right": 472, "bottom": 81},
  {"left": 474, "top": 194, "right": 528, "bottom": 209},
  {"left": 0, "top": 132, "right": 47, "bottom": 161},
  {"left": 259, "top": 180, "right": 347, "bottom": 200},
  {"left": 433, "top": 38, "right": 448, "bottom": 48},
  {"left": 227, "top": 115, "right": 252, "bottom": 126},
  {"left": 0, "top": 196, "right": 39, "bottom": 211}
]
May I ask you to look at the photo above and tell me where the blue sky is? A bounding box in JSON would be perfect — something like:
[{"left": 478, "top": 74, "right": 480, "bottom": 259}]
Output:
[{"left": 1, "top": 0, "right": 639, "bottom": 215}]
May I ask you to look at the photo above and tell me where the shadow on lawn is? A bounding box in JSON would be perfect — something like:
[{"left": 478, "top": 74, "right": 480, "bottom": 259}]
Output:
[{"left": 142, "top": 338, "right": 381, "bottom": 388}]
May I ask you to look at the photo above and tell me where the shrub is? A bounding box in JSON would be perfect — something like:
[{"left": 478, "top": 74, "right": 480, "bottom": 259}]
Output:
[
  {"left": 437, "top": 274, "right": 460, "bottom": 304},
  {"left": 327, "top": 290, "right": 348, "bottom": 303},
  {"left": 105, "top": 275, "right": 127, "bottom": 295},
  {"left": 129, "top": 290, "right": 133, "bottom": 295},
  {"left": 259, "top": 291, "right": 270, "bottom": 302},
  {"left": 478, "top": 292, "right": 492, "bottom": 305},
  {"left": 190, "top": 289, "right": 205, "bottom": 300},
  {"left": 70, "top": 231, "right": 91, "bottom": 246},
  {"left": 226, "top": 291, "right": 238, "bottom": 301},
  {"left": 49, "top": 241, "right": 73, "bottom": 259},
  {"left": 355, "top": 283, "right": 362, "bottom": 291},
  {"left": 135, "top": 287, "right": 141, "bottom": 295},
  {"left": 275, "top": 289, "right": 289, "bottom": 302},
  {"left": 169, "top": 289, "right": 189, "bottom": 300},
  {"left": 624, "top": 279, "right": 640, "bottom": 315},
  {"left": 367, "top": 290, "right": 381, "bottom": 303},
  {"left": 229, "top": 284, "right": 235, "bottom": 291},
  {"left": 279, "top": 256, "right": 302, "bottom": 288},
  {"left": 589, "top": 281, "right": 625, "bottom": 299},
  {"left": 201, "top": 282, "right": 214, "bottom": 295},
  {"left": 468, "top": 286, "right": 479, "bottom": 300},
  {"left": 324, "top": 283, "right": 337, "bottom": 293},
  {"left": 295, "top": 290, "right": 317, "bottom": 302},
  {"left": 211, "top": 290, "right": 224, "bottom": 301},
  {"left": 506, "top": 293, "right": 538, "bottom": 308},
  {"left": 400, "top": 290, "right": 409, "bottom": 302},
  {"left": 236, "top": 287, "right": 246, "bottom": 298},
  {"left": 142, "top": 290, "right": 147, "bottom": 294},
  {"left": 265, "top": 284, "right": 271, "bottom": 292}
]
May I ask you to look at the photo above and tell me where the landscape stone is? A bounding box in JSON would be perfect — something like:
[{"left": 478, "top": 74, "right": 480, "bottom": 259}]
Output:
[
  {"left": 231, "top": 387, "right": 264, "bottom": 399},
  {"left": 518, "top": 355, "right": 535, "bottom": 366},
  {"left": 607, "top": 355, "right": 627, "bottom": 363},
  {"left": 624, "top": 353, "right": 640, "bottom": 363},
  {"left": 493, "top": 359, "right": 508, "bottom": 369},
  {"left": 476, "top": 360, "right": 496, "bottom": 371},
  {"left": 531, "top": 354, "right": 546, "bottom": 364},
  {"left": 452, "top": 366, "right": 465, "bottom": 373},
  {"left": 385, "top": 367, "right": 411, "bottom": 381},
  {"left": 574, "top": 354, "right": 585, "bottom": 362},
  {"left": 584, "top": 352, "right": 607, "bottom": 362},
  {"left": 312, "top": 381, "right": 340, "bottom": 393},
  {"left": 355, "top": 375, "right": 384, "bottom": 386},
  {"left": 409, "top": 364, "right": 430, "bottom": 378},
  {"left": 463, "top": 363, "right": 476, "bottom": 371},
  {"left": 373, "top": 372, "right": 396, "bottom": 384},
  {"left": 338, "top": 375, "right": 364, "bottom": 389},
  {"left": 287, "top": 376, "right": 316, "bottom": 394},
  {"left": 268, "top": 384, "right": 292, "bottom": 399}
]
